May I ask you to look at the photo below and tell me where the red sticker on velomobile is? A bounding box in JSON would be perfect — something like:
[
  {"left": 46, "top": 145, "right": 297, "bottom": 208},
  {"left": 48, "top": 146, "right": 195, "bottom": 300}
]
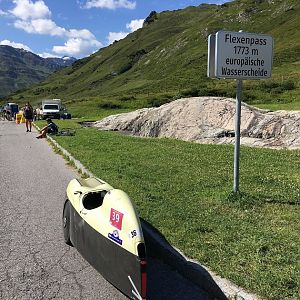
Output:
[{"left": 110, "top": 208, "right": 124, "bottom": 230}]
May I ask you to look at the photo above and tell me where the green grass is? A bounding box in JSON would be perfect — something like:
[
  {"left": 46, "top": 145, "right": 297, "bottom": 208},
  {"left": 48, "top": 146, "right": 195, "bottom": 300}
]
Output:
[
  {"left": 40, "top": 118, "right": 300, "bottom": 300},
  {"left": 256, "top": 102, "right": 300, "bottom": 111}
]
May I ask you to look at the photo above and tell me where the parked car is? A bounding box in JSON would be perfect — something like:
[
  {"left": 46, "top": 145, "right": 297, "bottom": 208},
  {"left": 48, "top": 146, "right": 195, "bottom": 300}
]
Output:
[
  {"left": 3, "top": 102, "right": 19, "bottom": 120},
  {"left": 61, "top": 112, "right": 72, "bottom": 119},
  {"left": 41, "top": 99, "right": 62, "bottom": 119}
]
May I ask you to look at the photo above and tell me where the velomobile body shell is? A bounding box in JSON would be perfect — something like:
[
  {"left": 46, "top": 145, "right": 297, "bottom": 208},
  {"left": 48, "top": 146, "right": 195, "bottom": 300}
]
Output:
[{"left": 64, "top": 177, "right": 146, "bottom": 300}]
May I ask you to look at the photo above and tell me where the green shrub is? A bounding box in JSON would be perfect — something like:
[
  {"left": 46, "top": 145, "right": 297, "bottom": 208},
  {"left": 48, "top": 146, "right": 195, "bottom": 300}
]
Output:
[
  {"left": 259, "top": 80, "right": 296, "bottom": 93},
  {"left": 147, "top": 97, "right": 172, "bottom": 107},
  {"left": 242, "top": 91, "right": 257, "bottom": 102},
  {"left": 119, "top": 63, "right": 133, "bottom": 74},
  {"left": 180, "top": 87, "right": 200, "bottom": 97},
  {"left": 98, "top": 102, "right": 122, "bottom": 109},
  {"left": 259, "top": 80, "right": 280, "bottom": 92},
  {"left": 119, "top": 95, "right": 136, "bottom": 101},
  {"left": 281, "top": 80, "right": 296, "bottom": 91}
]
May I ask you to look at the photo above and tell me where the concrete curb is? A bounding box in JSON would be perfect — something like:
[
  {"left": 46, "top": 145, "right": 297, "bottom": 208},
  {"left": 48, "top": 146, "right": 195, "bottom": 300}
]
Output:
[
  {"left": 38, "top": 126, "right": 261, "bottom": 300},
  {"left": 33, "top": 123, "right": 94, "bottom": 177},
  {"left": 47, "top": 135, "right": 95, "bottom": 178}
]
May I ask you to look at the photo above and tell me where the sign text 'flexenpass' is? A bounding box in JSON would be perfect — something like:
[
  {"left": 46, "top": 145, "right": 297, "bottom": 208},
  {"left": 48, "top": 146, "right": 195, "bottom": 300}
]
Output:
[{"left": 214, "top": 31, "right": 273, "bottom": 79}]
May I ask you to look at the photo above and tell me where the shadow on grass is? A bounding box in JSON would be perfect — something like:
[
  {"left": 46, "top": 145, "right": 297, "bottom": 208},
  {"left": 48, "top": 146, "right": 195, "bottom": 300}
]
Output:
[
  {"left": 141, "top": 219, "right": 228, "bottom": 300},
  {"left": 225, "top": 191, "right": 263, "bottom": 208},
  {"left": 225, "top": 191, "right": 300, "bottom": 208}
]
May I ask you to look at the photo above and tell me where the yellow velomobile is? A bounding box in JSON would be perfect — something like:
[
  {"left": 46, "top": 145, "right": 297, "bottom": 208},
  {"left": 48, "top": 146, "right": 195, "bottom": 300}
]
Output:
[{"left": 63, "top": 177, "right": 147, "bottom": 300}]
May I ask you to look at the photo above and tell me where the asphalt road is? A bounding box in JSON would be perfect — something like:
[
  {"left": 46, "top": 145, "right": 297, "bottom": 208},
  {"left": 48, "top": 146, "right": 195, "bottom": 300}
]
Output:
[{"left": 0, "top": 120, "right": 209, "bottom": 300}]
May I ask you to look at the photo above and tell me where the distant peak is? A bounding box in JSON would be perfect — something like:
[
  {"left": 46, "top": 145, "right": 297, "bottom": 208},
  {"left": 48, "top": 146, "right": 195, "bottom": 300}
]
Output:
[{"left": 143, "top": 11, "right": 158, "bottom": 27}]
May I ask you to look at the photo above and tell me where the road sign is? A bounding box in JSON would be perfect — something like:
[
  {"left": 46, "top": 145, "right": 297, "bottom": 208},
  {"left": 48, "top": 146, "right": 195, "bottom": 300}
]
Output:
[
  {"left": 207, "top": 30, "right": 274, "bottom": 193},
  {"left": 209, "top": 31, "right": 273, "bottom": 80},
  {"left": 207, "top": 34, "right": 216, "bottom": 78}
]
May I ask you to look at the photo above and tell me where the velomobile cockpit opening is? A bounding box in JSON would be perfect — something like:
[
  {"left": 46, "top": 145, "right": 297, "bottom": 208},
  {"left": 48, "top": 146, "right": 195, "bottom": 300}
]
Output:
[{"left": 82, "top": 191, "right": 107, "bottom": 210}]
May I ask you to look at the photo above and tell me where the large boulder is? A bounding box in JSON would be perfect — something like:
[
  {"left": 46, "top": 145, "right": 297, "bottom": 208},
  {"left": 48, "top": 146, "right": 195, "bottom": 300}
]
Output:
[{"left": 93, "top": 97, "right": 300, "bottom": 149}]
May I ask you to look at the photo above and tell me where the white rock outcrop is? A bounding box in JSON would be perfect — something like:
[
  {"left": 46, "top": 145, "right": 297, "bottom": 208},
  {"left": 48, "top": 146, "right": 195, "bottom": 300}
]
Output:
[{"left": 93, "top": 97, "right": 300, "bottom": 149}]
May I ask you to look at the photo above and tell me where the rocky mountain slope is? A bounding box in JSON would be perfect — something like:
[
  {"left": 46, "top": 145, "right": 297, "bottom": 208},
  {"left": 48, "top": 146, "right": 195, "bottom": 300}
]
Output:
[
  {"left": 92, "top": 97, "right": 300, "bottom": 150},
  {"left": 7, "top": 0, "right": 300, "bottom": 111},
  {"left": 0, "top": 45, "right": 76, "bottom": 97}
]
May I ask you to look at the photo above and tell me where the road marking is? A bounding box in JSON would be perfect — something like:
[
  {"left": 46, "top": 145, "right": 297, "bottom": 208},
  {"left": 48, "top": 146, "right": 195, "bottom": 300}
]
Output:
[{"left": 128, "top": 275, "right": 142, "bottom": 300}]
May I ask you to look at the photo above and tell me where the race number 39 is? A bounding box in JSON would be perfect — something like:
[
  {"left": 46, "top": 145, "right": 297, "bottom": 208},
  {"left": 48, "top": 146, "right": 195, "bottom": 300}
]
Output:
[{"left": 110, "top": 208, "right": 124, "bottom": 230}]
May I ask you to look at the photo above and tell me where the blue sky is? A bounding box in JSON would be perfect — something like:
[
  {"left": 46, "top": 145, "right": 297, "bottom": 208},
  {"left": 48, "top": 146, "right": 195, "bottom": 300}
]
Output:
[{"left": 0, "top": 0, "right": 229, "bottom": 58}]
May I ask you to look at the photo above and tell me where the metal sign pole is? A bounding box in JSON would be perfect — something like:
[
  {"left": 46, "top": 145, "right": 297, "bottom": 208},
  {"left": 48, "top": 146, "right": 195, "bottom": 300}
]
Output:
[
  {"left": 208, "top": 30, "right": 273, "bottom": 193},
  {"left": 233, "top": 79, "right": 242, "bottom": 193}
]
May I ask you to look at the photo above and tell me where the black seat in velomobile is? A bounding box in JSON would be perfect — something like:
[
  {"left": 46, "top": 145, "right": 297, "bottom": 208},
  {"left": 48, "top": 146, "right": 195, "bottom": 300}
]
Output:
[{"left": 82, "top": 191, "right": 107, "bottom": 210}]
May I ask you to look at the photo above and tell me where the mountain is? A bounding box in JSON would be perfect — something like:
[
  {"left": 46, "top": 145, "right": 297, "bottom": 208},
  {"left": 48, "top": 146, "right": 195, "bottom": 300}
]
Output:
[
  {"left": 0, "top": 45, "right": 76, "bottom": 97},
  {"left": 4, "top": 0, "right": 300, "bottom": 112},
  {"left": 45, "top": 56, "right": 77, "bottom": 68}
]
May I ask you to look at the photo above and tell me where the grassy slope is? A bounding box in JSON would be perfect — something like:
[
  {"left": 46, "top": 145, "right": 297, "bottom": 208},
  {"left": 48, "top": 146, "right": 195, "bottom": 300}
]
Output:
[
  {"left": 36, "top": 118, "right": 300, "bottom": 300},
  {"left": 5, "top": 0, "right": 300, "bottom": 115}
]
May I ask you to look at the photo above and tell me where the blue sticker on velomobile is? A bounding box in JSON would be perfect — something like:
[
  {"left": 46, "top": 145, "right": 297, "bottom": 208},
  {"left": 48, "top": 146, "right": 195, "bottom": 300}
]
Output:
[{"left": 108, "top": 230, "right": 123, "bottom": 245}]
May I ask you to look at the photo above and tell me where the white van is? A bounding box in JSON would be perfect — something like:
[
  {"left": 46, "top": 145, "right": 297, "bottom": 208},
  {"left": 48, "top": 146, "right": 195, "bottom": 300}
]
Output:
[{"left": 41, "top": 99, "right": 62, "bottom": 119}]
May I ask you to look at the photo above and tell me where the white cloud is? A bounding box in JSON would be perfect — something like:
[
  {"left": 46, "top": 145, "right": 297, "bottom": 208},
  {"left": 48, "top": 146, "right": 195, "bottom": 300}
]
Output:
[
  {"left": 8, "top": 0, "right": 102, "bottom": 57},
  {"left": 126, "top": 19, "right": 143, "bottom": 32},
  {"left": 38, "top": 52, "right": 59, "bottom": 58},
  {"left": 107, "top": 31, "right": 128, "bottom": 44},
  {"left": 13, "top": 20, "right": 33, "bottom": 32},
  {"left": 52, "top": 38, "right": 102, "bottom": 56},
  {"left": 67, "top": 29, "right": 96, "bottom": 40},
  {"left": 14, "top": 19, "right": 97, "bottom": 40},
  {"left": 84, "top": 0, "right": 136, "bottom": 10},
  {"left": 107, "top": 18, "right": 143, "bottom": 45},
  {"left": 0, "top": 9, "right": 8, "bottom": 16},
  {"left": 10, "top": 0, "right": 50, "bottom": 20},
  {"left": 0, "top": 39, "right": 32, "bottom": 51},
  {"left": 31, "top": 19, "right": 66, "bottom": 35},
  {"left": 14, "top": 19, "right": 66, "bottom": 36}
]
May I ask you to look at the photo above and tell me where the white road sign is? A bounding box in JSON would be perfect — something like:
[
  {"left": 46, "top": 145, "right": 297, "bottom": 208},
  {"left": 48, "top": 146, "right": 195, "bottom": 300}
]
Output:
[
  {"left": 212, "top": 31, "right": 273, "bottom": 79},
  {"left": 207, "top": 34, "right": 216, "bottom": 78}
]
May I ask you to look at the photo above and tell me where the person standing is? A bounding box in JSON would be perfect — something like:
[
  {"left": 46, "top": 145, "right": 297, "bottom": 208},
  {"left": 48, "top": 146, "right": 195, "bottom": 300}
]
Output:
[{"left": 23, "top": 102, "right": 33, "bottom": 132}]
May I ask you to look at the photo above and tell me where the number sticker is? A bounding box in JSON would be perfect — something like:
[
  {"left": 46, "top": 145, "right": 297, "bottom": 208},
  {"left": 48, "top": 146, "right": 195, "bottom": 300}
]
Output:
[
  {"left": 128, "top": 229, "right": 140, "bottom": 239},
  {"left": 110, "top": 208, "right": 124, "bottom": 230}
]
